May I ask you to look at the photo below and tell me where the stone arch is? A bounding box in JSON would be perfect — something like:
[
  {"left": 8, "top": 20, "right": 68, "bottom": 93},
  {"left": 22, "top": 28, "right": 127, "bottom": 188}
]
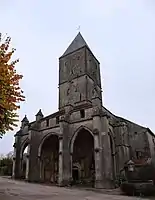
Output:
[
  {"left": 70, "top": 126, "right": 94, "bottom": 154},
  {"left": 20, "top": 137, "right": 29, "bottom": 159},
  {"left": 38, "top": 132, "right": 59, "bottom": 183},
  {"left": 70, "top": 125, "right": 95, "bottom": 186},
  {"left": 38, "top": 132, "right": 59, "bottom": 157}
]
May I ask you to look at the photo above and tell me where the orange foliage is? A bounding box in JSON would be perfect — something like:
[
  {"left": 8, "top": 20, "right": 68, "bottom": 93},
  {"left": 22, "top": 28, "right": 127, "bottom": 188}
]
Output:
[{"left": 0, "top": 33, "right": 25, "bottom": 137}]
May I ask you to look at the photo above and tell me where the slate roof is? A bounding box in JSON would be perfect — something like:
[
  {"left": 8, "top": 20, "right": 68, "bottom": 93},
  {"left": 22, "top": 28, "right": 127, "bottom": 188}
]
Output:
[{"left": 62, "top": 32, "right": 89, "bottom": 57}]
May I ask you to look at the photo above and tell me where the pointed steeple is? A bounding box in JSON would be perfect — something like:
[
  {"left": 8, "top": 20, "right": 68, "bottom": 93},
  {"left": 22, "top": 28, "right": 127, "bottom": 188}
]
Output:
[
  {"left": 21, "top": 115, "right": 29, "bottom": 128},
  {"left": 35, "top": 109, "right": 43, "bottom": 117},
  {"left": 21, "top": 115, "right": 29, "bottom": 123},
  {"left": 35, "top": 109, "right": 44, "bottom": 121},
  {"left": 62, "top": 32, "right": 89, "bottom": 57}
]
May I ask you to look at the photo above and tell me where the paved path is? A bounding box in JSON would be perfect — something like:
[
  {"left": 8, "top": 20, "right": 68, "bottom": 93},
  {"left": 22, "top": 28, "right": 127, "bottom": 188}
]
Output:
[{"left": 0, "top": 177, "right": 149, "bottom": 200}]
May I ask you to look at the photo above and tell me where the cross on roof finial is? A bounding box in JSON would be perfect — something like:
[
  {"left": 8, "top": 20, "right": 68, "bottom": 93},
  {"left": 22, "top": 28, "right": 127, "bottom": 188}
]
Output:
[{"left": 77, "top": 25, "right": 81, "bottom": 32}]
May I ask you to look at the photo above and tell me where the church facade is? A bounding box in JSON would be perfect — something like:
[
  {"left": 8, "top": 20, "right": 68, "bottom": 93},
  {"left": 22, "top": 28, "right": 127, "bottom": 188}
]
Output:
[{"left": 12, "top": 33, "right": 155, "bottom": 188}]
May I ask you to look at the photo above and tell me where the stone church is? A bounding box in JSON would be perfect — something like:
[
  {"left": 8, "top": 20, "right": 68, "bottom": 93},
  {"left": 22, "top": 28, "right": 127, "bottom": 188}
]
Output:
[{"left": 12, "top": 33, "right": 155, "bottom": 188}]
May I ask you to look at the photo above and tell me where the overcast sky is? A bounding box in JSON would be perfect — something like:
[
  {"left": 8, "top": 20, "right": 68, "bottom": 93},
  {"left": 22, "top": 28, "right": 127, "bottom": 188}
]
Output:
[{"left": 0, "top": 0, "right": 155, "bottom": 154}]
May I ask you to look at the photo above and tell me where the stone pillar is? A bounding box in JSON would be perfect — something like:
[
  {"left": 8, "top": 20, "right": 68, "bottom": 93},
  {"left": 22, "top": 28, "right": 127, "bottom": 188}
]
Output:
[
  {"left": 12, "top": 158, "right": 16, "bottom": 179},
  {"left": 12, "top": 135, "right": 20, "bottom": 179},
  {"left": 25, "top": 154, "right": 29, "bottom": 180},
  {"left": 58, "top": 115, "right": 71, "bottom": 186},
  {"left": 37, "top": 156, "right": 42, "bottom": 181},
  {"left": 93, "top": 129, "right": 103, "bottom": 188},
  {"left": 114, "top": 122, "right": 130, "bottom": 175},
  {"left": 28, "top": 128, "right": 41, "bottom": 182},
  {"left": 92, "top": 107, "right": 103, "bottom": 188},
  {"left": 70, "top": 152, "right": 73, "bottom": 183},
  {"left": 12, "top": 141, "right": 16, "bottom": 179},
  {"left": 102, "top": 112, "right": 114, "bottom": 188},
  {"left": 58, "top": 135, "right": 63, "bottom": 185},
  {"left": 109, "top": 131, "right": 117, "bottom": 181},
  {"left": 25, "top": 142, "right": 30, "bottom": 180}
]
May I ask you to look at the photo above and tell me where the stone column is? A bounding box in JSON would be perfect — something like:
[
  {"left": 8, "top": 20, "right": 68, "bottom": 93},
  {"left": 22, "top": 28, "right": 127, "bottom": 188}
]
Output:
[
  {"left": 12, "top": 158, "right": 16, "bottom": 179},
  {"left": 93, "top": 129, "right": 103, "bottom": 188},
  {"left": 12, "top": 135, "right": 20, "bottom": 179},
  {"left": 58, "top": 135, "right": 63, "bottom": 185},
  {"left": 102, "top": 112, "right": 114, "bottom": 188},
  {"left": 12, "top": 142, "right": 16, "bottom": 179},
  {"left": 70, "top": 152, "right": 73, "bottom": 183},
  {"left": 25, "top": 155, "right": 29, "bottom": 180},
  {"left": 27, "top": 128, "right": 41, "bottom": 182},
  {"left": 109, "top": 131, "right": 117, "bottom": 182},
  {"left": 92, "top": 107, "right": 103, "bottom": 188},
  {"left": 58, "top": 115, "right": 71, "bottom": 186},
  {"left": 114, "top": 122, "right": 130, "bottom": 175},
  {"left": 25, "top": 143, "right": 30, "bottom": 180},
  {"left": 37, "top": 155, "right": 42, "bottom": 181},
  {"left": 12, "top": 131, "right": 23, "bottom": 179},
  {"left": 25, "top": 130, "right": 31, "bottom": 181}
]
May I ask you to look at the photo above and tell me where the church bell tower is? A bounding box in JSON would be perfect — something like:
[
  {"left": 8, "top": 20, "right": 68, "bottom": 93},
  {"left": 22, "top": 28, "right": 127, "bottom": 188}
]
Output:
[{"left": 59, "top": 32, "right": 102, "bottom": 110}]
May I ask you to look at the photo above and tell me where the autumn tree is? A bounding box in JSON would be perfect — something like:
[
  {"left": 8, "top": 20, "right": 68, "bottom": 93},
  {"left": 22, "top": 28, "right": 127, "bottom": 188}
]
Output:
[{"left": 0, "top": 33, "right": 25, "bottom": 138}]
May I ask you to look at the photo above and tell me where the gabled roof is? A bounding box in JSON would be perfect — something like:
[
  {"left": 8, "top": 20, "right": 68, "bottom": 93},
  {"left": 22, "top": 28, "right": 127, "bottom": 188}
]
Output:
[{"left": 61, "top": 32, "right": 89, "bottom": 57}]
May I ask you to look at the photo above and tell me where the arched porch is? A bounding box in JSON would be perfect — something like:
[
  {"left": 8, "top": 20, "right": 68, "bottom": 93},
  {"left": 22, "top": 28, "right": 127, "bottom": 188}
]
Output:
[
  {"left": 38, "top": 134, "right": 59, "bottom": 184},
  {"left": 70, "top": 127, "right": 95, "bottom": 187}
]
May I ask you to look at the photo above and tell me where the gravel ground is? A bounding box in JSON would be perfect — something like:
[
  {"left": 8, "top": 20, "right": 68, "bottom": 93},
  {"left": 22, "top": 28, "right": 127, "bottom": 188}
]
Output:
[{"left": 0, "top": 177, "right": 150, "bottom": 200}]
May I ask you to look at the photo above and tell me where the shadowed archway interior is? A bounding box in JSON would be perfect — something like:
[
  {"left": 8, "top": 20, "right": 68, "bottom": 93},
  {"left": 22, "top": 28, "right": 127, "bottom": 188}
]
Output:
[
  {"left": 72, "top": 128, "right": 95, "bottom": 187},
  {"left": 40, "top": 135, "right": 59, "bottom": 183}
]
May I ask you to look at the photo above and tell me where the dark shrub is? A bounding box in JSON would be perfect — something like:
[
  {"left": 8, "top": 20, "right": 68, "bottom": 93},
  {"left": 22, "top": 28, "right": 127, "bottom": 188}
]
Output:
[
  {"left": 0, "top": 157, "right": 13, "bottom": 176},
  {"left": 121, "top": 182, "right": 135, "bottom": 196},
  {"left": 121, "top": 181, "right": 155, "bottom": 196},
  {"left": 138, "top": 164, "right": 155, "bottom": 182}
]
